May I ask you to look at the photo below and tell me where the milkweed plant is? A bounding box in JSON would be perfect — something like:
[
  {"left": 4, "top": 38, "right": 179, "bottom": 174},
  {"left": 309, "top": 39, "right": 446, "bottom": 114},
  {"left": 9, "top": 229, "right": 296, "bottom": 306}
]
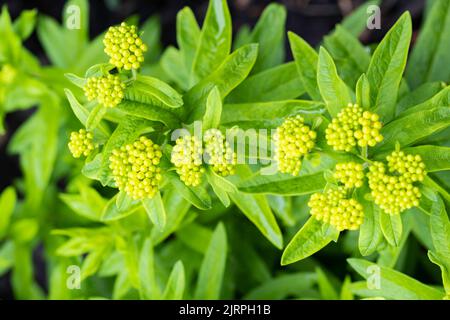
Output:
[{"left": 0, "top": 0, "right": 450, "bottom": 300}]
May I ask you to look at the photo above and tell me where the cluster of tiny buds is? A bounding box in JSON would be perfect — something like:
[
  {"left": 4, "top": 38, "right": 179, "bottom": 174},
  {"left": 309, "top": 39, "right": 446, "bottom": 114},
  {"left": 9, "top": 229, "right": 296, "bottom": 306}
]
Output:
[
  {"left": 326, "top": 103, "right": 383, "bottom": 152},
  {"left": 386, "top": 151, "right": 426, "bottom": 183},
  {"left": 274, "top": 115, "right": 317, "bottom": 176},
  {"left": 84, "top": 74, "right": 125, "bottom": 108},
  {"left": 109, "top": 136, "right": 162, "bottom": 200},
  {"left": 204, "top": 129, "right": 237, "bottom": 177},
  {"left": 68, "top": 129, "right": 95, "bottom": 158},
  {"left": 334, "top": 162, "right": 365, "bottom": 189},
  {"left": 171, "top": 135, "right": 205, "bottom": 187},
  {"left": 308, "top": 188, "right": 364, "bottom": 231},
  {"left": 103, "top": 22, "right": 147, "bottom": 70},
  {"left": 367, "top": 161, "right": 422, "bottom": 215}
]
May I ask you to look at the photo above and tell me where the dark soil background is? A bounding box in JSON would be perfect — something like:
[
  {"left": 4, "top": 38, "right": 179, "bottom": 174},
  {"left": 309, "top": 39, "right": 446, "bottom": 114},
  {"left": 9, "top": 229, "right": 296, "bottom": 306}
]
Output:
[{"left": 0, "top": 0, "right": 427, "bottom": 299}]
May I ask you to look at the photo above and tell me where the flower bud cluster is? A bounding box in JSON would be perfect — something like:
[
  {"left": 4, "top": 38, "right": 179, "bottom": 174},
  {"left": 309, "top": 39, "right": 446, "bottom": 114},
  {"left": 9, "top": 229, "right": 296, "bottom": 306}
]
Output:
[
  {"left": 204, "top": 129, "right": 237, "bottom": 177},
  {"left": 103, "top": 22, "right": 147, "bottom": 70},
  {"left": 68, "top": 129, "right": 95, "bottom": 158},
  {"left": 274, "top": 115, "right": 316, "bottom": 176},
  {"left": 326, "top": 103, "right": 383, "bottom": 152},
  {"left": 308, "top": 188, "right": 364, "bottom": 231},
  {"left": 109, "top": 136, "right": 162, "bottom": 200},
  {"left": 84, "top": 74, "right": 125, "bottom": 108}
]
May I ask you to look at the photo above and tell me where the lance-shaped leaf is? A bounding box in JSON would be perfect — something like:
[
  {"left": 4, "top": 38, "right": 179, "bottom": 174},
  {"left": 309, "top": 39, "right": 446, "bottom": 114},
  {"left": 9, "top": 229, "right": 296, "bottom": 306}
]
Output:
[
  {"left": 162, "top": 261, "right": 185, "bottom": 300},
  {"left": 348, "top": 258, "right": 444, "bottom": 299},
  {"left": 238, "top": 172, "right": 327, "bottom": 196},
  {"left": 228, "top": 166, "right": 283, "bottom": 249},
  {"left": 366, "top": 12, "right": 412, "bottom": 122},
  {"left": 317, "top": 47, "right": 353, "bottom": 117},
  {"left": 194, "top": 223, "right": 227, "bottom": 300},
  {"left": 221, "top": 100, "right": 325, "bottom": 128},
  {"left": 142, "top": 192, "right": 166, "bottom": 231},
  {"left": 281, "top": 218, "right": 339, "bottom": 265},
  {"left": 357, "top": 190, "right": 383, "bottom": 256},
  {"left": 324, "top": 26, "right": 371, "bottom": 88},
  {"left": 246, "top": 3, "right": 286, "bottom": 74},
  {"left": 379, "top": 210, "right": 403, "bottom": 247},
  {"left": 373, "top": 107, "right": 450, "bottom": 153},
  {"left": 185, "top": 43, "right": 258, "bottom": 122},
  {"left": 288, "top": 32, "right": 321, "bottom": 101},
  {"left": 176, "top": 7, "right": 200, "bottom": 73},
  {"left": 190, "top": 0, "right": 232, "bottom": 85},
  {"left": 203, "top": 86, "right": 222, "bottom": 131},
  {"left": 406, "top": 0, "right": 450, "bottom": 89},
  {"left": 226, "top": 62, "right": 305, "bottom": 103},
  {"left": 429, "top": 195, "right": 450, "bottom": 293}
]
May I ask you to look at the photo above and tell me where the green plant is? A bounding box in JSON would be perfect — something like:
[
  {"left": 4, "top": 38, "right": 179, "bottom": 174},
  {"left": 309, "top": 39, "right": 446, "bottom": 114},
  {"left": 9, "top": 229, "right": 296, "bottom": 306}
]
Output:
[{"left": 1, "top": 0, "right": 449, "bottom": 300}]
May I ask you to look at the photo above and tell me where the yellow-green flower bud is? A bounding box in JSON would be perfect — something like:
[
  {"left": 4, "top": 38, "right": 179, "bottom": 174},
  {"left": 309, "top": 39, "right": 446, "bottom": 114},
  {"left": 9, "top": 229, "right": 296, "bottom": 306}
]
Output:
[
  {"left": 109, "top": 136, "right": 162, "bottom": 200},
  {"left": 386, "top": 151, "right": 426, "bottom": 182},
  {"left": 83, "top": 74, "right": 125, "bottom": 108},
  {"left": 334, "top": 161, "right": 365, "bottom": 189},
  {"left": 103, "top": 22, "right": 147, "bottom": 70},
  {"left": 367, "top": 162, "right": 421, "bottom": 215},
  {"left": 326, "top": 103, "right": 383, "bottom": 151},
  {"left": 274, "top": 115, "right": 317, "bottom": 176},
  {"left": 171, "top": 135, "right": 204, "bottom": 186},
  {"left": 204, "top": 129, "right": 237, "bottom": 177},
  {"left": 68, "top": 129, "right": 95, "bottom": 158},
  {"left": 308, "top": 188, "right": 364, "bottom": 231}
]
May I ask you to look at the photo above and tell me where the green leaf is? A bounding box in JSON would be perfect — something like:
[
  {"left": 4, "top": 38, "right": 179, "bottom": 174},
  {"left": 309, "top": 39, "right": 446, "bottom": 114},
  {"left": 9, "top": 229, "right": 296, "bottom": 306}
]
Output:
[
  {"left": 185, "top": 43, "right": 258, "bottom": 122},
  {"left": 316, "top": 267, "right": 339, "bottom": 300},
  {"left": 366, "top": 12, "right": 412, "bottom": 122},
  {"left": 348, "top": 258, "right": 444, "bottom": 299},
  {"left": 428, "top": 195, "right": 450, "bottom": 293},
  {"left": 238, "top": 172, "right": 327, "bottom": 196},
  {"left": 13, "top": 9, "right": 37, "bottom": 40},
  {"left": 191, "top": 0, "right": 232, "bottom": 85},
  {"left": 324, "top": 25, "right": 371, "bottom": 88},
  {"left": 226, "top": 62, "right": 305, "bottom": 103},
  {"left": 133, "top": 75, "right": 183, "bottom": 108},
  {"left": 226, "top": 166, "right": 283, "bottom": 249},
  {"left": 379, "top": 211, "right": 402, "bottom": 247},
  {"left": 151, "top": 188, "right": 191, "bottom": 244},
  {"left": 373, "top": 107, "right": 450, "bottom": 153},
  {"left": 0, "top": 187, "right": 16, "bottom": 239},
  {"left": 64, "top": 89, "right": 110, "bottom": 139},
  {"left": 398, "top": 85, "right": 450, "bottom": 117},
  {"left": 243, "top": 272, "right": 317, "bottom": 299},
  {"left": 221, "top": 100, "right": 325, "bottom": 128},
  {"left": 317, "top": 47, "right": 353, "bottom": 117},
  {"left": 406, "top": 0, "right": 450, "bottom": 88},
  {"left": 340, "top": 0, "right": 380, "bottom": 37},
  {"left": 281, "top": 218, "right": 339, "bottom": 265},
  {"left": 139, "top": 238, "right": 160, "bottom": 299},
  {"left": 37, "top": 16, "right": 71, "bottom": 67},
  {"left": 194, "top": 223, "right": 227, "bottom": 300},
  {"left": 247, "top": 3, "right": 285, "bottom": 74},
  {"left": 115, "top": 101, "right": 180, "bottom": 129},
  {"left": 206, "top": 168, "right": 233, "bottom": 207},
  {"left": 358, "top": 194, "right": 383, "bottom": 256},
  {"left": 396, "top": 82, "right": 445, "bottom": 115},
  {"left": 356, "top": 74, "right": 371, "bottom": 110},
  {"left": 160, "top": 46, "right": 189, "bottom": 91},
  {"left": 165, "top": 171, "right": 212, "bottom": 210},
  {"left": 203, "top": 86, "right": 222, "bottom": 131},
  {"left": 60, "top": 186, "right": 106, "bottom": 222},
  {"left": 176, "top": 7, "right": 200, "bottom": 74},
  {"left": 288, "top": 32, "right": 321, "bottom": 100},
  {"left": 162, "top": 261, "right": 185, "bottom": 300},
  {"left": 86, "top": 104, "right": 107, "bottom": 131},
  {"left": 142, "top": 192, "right": 167, "bottom": 231}
]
